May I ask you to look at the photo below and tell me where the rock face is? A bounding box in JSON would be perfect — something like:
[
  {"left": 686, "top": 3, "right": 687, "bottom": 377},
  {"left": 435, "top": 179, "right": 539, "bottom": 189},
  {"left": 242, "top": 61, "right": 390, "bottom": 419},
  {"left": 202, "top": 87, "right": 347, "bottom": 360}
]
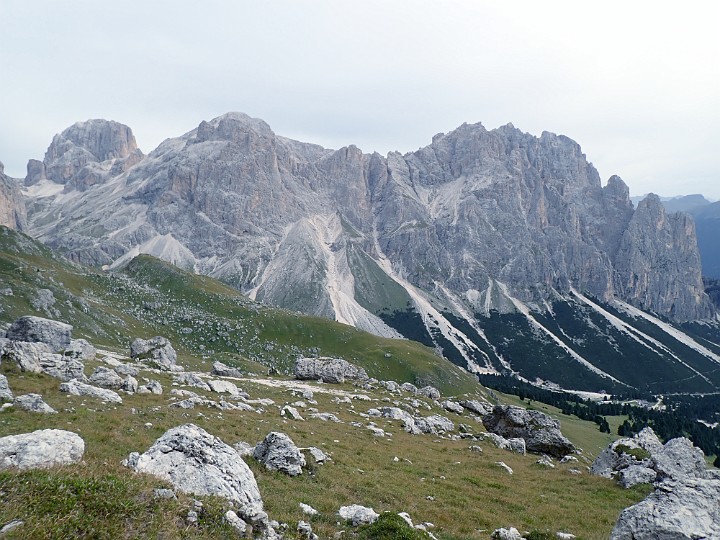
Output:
[
  {"left": 19, "top": 113, "right": 716, "bottom": 390},
  {"left": 614, "top": 194, "right": 712, "bottom": 321},
  {"left": 6, "top": 316, "right": 72, "bottom": 352},
  {"left": 126, "top": 424, "right": 268, "bottom": 529},
  {"left": 294, "top": 357, "right": 368, "bottom": 384},
  {"left": 130, "top": 336, "right": 178, "bottom": 370},
  {"left": 0, "top": 429, "right": 84, "bottom": 470},
  {"left": 483, "top": 405, "right": 575, "bottom": 457},
  {"left": 24, "top": 119, "right": 143, "bottom": 191},
  {"left": 0, "top": 167, "right": 26, "bottom": 231},
  {"left": 253, "top": 432, "right": 306, "bottom": 476}
]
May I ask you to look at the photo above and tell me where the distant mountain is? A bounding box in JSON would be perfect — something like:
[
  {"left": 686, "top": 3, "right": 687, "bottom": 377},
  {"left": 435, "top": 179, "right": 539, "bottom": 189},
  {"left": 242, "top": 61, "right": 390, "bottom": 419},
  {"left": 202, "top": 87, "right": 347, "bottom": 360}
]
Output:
[
  {"left": 10, "top": 113, "right": 720, "bottom": 393},
  {"left": 630, "top": 193, "right": 712, "bottom": 213},
  {"left": 689, "top": 202, "right": 720, "bottom": 280}
]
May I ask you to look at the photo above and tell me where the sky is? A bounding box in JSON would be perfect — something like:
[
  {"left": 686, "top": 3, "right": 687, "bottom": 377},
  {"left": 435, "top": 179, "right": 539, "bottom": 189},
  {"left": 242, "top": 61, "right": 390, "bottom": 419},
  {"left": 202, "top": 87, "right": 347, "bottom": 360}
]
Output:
[{"left": 1, "top": 1, "right": 718, "bottom": 198}]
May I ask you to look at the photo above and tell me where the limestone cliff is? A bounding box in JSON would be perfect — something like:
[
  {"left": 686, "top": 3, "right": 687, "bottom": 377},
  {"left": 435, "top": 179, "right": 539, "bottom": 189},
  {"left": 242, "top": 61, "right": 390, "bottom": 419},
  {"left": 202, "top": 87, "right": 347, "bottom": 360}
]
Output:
[{"left": 0, "top": 162, "right": 26, "bottom": 231}]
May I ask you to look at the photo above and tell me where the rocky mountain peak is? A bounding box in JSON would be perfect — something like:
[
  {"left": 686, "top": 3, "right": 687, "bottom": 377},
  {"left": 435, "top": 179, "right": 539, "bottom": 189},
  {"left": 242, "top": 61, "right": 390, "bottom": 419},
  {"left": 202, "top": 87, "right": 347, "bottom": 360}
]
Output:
[
  {"left": 26, "top": 119, "right": 144, "bottom": 190},
  {"left": 47, "top": 119, "right": 139, "bottom": 163}
]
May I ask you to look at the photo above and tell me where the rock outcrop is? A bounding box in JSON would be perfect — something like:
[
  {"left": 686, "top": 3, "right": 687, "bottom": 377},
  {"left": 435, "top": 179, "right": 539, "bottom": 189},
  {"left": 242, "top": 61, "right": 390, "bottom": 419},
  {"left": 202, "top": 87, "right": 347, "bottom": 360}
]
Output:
[
  {"left": 253, "top": 432, "right": 306, "bottom": 476},
  {"left": 130, "top": 336, "right": 179, "bottom": 371},
  {"left": 0, "top": 429, "right": 84, "bottom": 470},
  {"left": 592, "top": 427, "right": 720, "bottom": 538},
  {"left": 483, "top": 405, "right": 575, "bottom": 457},
  {"left": 125, "top": 424, "right": 271, "bottom": 533},
  {"left": 294, "top": 357, "right": 368, "bottom": 384},
  {"left": 5, "top": 316, "right": 72, "bottom": 352}
]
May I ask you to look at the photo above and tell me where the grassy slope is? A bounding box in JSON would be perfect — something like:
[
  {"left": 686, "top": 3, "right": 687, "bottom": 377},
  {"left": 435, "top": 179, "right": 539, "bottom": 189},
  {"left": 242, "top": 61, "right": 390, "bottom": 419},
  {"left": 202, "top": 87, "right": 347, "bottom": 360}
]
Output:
[
  {"left": 0, "top": 226, "right": 476, "bottom": 395},
  {"left": 0, "top": 360, "right": 646, "bottom": 540}
]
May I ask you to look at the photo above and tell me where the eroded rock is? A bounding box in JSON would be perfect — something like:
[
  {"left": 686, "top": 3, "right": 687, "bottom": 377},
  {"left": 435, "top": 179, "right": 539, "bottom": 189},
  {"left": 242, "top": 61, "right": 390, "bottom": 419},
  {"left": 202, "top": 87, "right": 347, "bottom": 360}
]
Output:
[{"left": 253, "top": 432, "right": 306, "bottom": 476}]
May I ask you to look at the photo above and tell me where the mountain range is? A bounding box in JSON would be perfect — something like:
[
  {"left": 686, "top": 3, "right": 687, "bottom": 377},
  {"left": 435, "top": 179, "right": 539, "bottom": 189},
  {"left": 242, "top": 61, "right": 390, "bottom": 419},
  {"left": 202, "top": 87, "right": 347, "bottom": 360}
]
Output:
[{"left": 2, "top": 113, "right": 720, "bottom": 395}]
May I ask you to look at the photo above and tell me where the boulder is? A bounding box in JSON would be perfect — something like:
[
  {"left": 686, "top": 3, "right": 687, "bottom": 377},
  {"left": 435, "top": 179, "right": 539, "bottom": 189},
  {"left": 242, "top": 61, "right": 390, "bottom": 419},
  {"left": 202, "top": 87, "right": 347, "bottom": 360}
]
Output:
[
  {"left": 297, "top": 520, "right": 318, "bottom": 540},
  {"left": 59, "top": 379, "right": 123, "bottom": 403},
  {"left": 459, "top": 399, "right": 493, "bottom": 416},
  {"left": 611, "top": 477, "right": 720, "bottom": 539},
  {"left": 415, "top": 414, "right": 454, "bottom": 435},
  {"left": 174, "top": 372, "right": 210, "bottom": 391},
  {"left": 2, "top": 340, "right": 53, "bottom": 373},
  {"left": 483, "top": 405, "right": 575, "bottom": 457},
  {"left": 113, "top": 363, "right": 140, "bottom": 377},
  {"left": 129, "top": 336, "right": 178, "bottom": 370},
  {"left": 294, "top": 357, "right": 368, "bottom": 384},
  {"left": 138, "top": 380, "right": 163, "bottom": 394},
  {"left": 64, "top": 339, "right": 96, "bottom": 361},
  {"left": 121, "top": 375, "right": 138, "bottom": 394},
  {"left": 418, "top": 385, "right": 441, "bottom": 400},
  {"left": 492, "top": 527, "right": 524, "bottom": 540},
  {"left": 253, "top": 432, "right": 306, "bottom": 476},
  {"left": 0, "top": 429, "right": 84, "bottom": 470},
  {"left": 377, "top": 407, "right": 420, "bottom": 435},
  {"left": 0, "top": 374, "right": 12, "bottom": 401},
  {"left": 39, "top": 354, "right": 86, "bottom": 382},
  {"left": 5, "top": 316, "right": 72, "bottom": 352},
  {"left": 441, "top": 400, "right": 465, "bottom": 415},
  {"left": 400, "top": 382, "right": 418, "bottom": 394},
  {"left": 13, "top": 393, "right": 57, "bottom": 414},
  {"left": 211, "top": 361, "right": 243, "bottom": 378},
  {"left": 125, "top": 424, "right": 269, "bottom": 531},
  {"left": 88, "top": 366, "right": 124, "bottom": 389},
  {"left": 207, "top": 379, "right": 240, "bottom": 395},
  {"left": 338, "top": 504, "right": 379, "bottom": 526},
  {"left": 280, "top": 405, "right": 304, "bottom": 421}
]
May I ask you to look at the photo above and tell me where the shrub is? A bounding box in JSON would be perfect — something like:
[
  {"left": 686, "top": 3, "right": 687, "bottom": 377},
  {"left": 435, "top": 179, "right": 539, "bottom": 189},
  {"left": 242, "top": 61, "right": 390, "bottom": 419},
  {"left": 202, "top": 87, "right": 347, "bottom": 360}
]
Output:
[
  {"left": 614, "top": 444, "right": 651, "bottom": 461},
  {"left": 357, "top": 513, "right": 430, "bottom": 540}
]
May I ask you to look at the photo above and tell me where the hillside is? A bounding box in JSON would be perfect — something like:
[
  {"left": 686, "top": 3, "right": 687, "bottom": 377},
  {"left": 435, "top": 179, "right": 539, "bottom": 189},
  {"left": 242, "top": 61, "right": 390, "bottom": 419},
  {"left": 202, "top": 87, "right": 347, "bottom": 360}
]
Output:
[{"left": 0, "top": 226, "right": 476, "bottom": 395}]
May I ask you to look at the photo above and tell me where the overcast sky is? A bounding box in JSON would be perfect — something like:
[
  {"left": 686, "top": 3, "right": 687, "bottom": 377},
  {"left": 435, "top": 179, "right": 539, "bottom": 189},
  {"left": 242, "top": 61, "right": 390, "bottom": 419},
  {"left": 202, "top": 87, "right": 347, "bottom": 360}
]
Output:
[{"left": 1, "top": 1, "right": 718, "bottom": 198}]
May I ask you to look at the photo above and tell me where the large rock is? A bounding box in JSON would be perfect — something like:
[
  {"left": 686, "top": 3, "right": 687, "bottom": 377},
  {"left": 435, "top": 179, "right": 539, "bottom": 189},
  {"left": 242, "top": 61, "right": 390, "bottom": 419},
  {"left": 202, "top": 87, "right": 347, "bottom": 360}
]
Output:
[
  {"left": 59, "top": 379, "right": 123, "bottom": 403},
  {"left": 590, "top": 427, "right": 703, "bottom": 483},
  {"left": 415, "top": 414, "right": 454, "bottom": 435},
  {"left": 253, "top": 432, "right": 306, "bottom": 476},
  {"left": 0, "top": 429, "right": 84, "bottom": 470},
  {"left": 64, "top": 339, "right": 96, "bottom": 361},
  {"left": 125, "top": 424, "right": 269, "bottom": 531},
  {"left": 375, "top": 407, "right": 421, "bottom": 435},
  {"left": 88, "top": 366, "right": 125, "bottom": 389},
  {"left": 130, "top": 336, "right": 178, "bottom": 370},
  {"left": 483, "top": 405, "right": 575, "bottom": 457},
  {"left": 294, "top": 357, "right": 368, "bottom": 384},
  {"left": 338, "top": 504, "right": 379, "bottom": 526},
  {"left": 459, "top": 399, "right": 493, "bottom": 416},
  {"left": 611, "top": 477, "right": 720, "bottom": 539},
  {"left": 211, "top": 361, "right": 243, "bottom": 378},
  {"left": 5, "top": 316, "right": 72, "bottom": 352},
  {"left": 2, "top": 341, "right": 86, "bottom": 381},
  {"left": 13, "top": 394, "right": 57, "bottom": 414}
]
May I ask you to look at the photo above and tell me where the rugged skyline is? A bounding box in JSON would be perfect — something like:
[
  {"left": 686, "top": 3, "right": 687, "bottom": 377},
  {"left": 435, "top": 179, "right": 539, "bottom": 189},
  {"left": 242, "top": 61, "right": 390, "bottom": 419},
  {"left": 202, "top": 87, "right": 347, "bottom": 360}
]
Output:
[{"left": 1, "top": 1, "right": 719, "bottom": 198}]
